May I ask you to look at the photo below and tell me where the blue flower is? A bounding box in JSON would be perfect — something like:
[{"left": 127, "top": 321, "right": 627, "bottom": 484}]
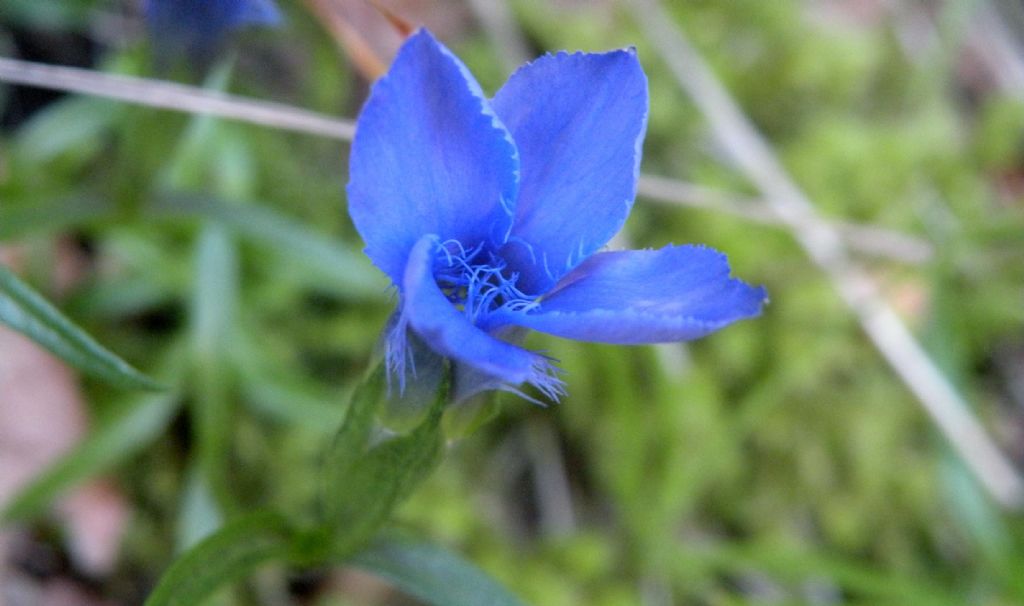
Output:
[
  {"left": 348, "top": 29, "right": 767, "bottom": 400},
  {"left": 144, "top": 0, "right": 281, "bottom": 57}
]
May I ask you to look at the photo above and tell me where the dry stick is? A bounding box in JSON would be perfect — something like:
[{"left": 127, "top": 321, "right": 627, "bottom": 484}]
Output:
[
  {"left": 630, "top": 0, "right": 1024, "bottom": 508},
  {"left": 0, "top": 55, "right": 928, "bottom": 263},
  {"left": 637, "top": 175, "right": 933, "bottom": 264},
  {"left": 0, "top": 56, "right": 355, "bottom": 141}
]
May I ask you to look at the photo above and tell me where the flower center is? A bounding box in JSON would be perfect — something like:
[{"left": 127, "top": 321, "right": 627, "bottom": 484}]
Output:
[{"left": 433, "top": 239, "right": 537, "bottom": 324}]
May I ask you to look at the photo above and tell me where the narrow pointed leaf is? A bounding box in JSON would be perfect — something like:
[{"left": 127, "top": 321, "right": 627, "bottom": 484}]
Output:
[
  {"left": 189, "top": 224, "right": 238, "bottom": 513},
  {"left": 144, "top": 511, "right": 294, "bottom": 606},
  {"left": 0, "top": 196, "right": 115, "bottom": 239},
  {"left": 0, "top": 265, "right": 162, "bottom": 390},
  {"left": 17, "top": 96, "right": 119, "bottom": 162},
  {"left": 231, "top": 328, "right": 348, "bottom": 430},
  {"left": 176, "top": 468, "right": 224, "bottom": 551},
  {"left": 148, "top": 193, "right": 386, "bottom": 300},
  {"left": 351, "top": 537, "right": 527, "bottom": 606}
]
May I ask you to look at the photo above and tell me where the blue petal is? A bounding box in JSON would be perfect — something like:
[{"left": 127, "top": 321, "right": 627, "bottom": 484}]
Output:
[
  {"left": 491, "top": 49, "right": 648, "bottom": 294},
  {"left": 233, "top": 0, "right": 281, "bottom": 24},
  {"left": 347, "top": 30, "right": 520, "bottom": 286},
  {"left": 144, "top": 0, "right": 280, "bottom": 55},
  {"left": 486, "top": 246, "right": 767, "bottom": 343},
  {"left": 401, "top": 236, "right": 562, "bottom": 399}
]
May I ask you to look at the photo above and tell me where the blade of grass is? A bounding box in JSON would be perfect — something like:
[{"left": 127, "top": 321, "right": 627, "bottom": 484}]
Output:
[
  {"left": 144, "top": 511, "right": 294, "bottom": 606},
  {"left": 0, "top": 55, "right": 930, "bottom": 264},
  {"left": 351, "top": 537, "right": 527, "bottom": 606},
  {"left": 0, "top": 196, "right": 116, "bottom": 240},
  {"left": 149, "top": 193, "right": 386, "bottom": 300},
  {"left": 0, "top": 264, "right": 162, "bottom": 390}
]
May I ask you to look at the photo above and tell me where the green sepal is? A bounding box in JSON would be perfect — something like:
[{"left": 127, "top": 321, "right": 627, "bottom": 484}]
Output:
[{"left": 320, "top": 363, "right": 450, "bottom": 559}]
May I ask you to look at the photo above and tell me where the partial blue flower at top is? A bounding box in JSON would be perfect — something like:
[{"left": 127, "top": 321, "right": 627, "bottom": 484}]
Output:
[
  {"left": 144, "top": 0, "right": 281, "bottom": 58},
  {"left": 348, "top": 29, "right": 768, "bottom": 400}
]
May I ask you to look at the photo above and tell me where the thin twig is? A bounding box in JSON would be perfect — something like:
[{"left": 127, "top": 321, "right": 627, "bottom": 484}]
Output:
[
  {"left": 0, "top": 56, "right": 355, "bottom": 140},
  {"left": 0, "top": 55, "right": 929, "bottom": 263},
  {"left": 636, "top": 175, "right": 934, "bottom": 264},
  {"left": 629, "top": 0, "right": 1024, "bottom": 509}
]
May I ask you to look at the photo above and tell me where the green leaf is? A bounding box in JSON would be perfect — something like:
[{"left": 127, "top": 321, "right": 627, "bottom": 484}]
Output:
[
  {"left": 16, "top": 96, "right": 119, "bottom": 162},
  {"left": 189, "top": 223, "right": 239, "bottom": 515},
  {"left": 230, "top": 327, "right": 348, "bottom": 430},
  {"left": 0, "top": 265, "right": 163, "bottom": 390},
  {"left": 320, "top": 366, "right": 386, "bottom": 516},
  {"left": 147, "top": 193, "right": 386, "bottom": 300},
  {"left": 351, "top": 537, "right": 528, "bottom": 606},
  {"left": 2, "top": 389, "right": 180, "bottom": 522},
  {"left": 144, "top": 511, "right": 295, "bottom": 606},
  {"left": 176, "top": 468, "right": 225, "bottom": 552},
  {"left": 160, "top": 60, "right": 236, "bottom": 193},
  {"left": 0, "top": 196, "right": 115, "bottom": 240},
  {"left": 322, "top": 366, "right": 449, "bottom": 558},
  {"left": 191, "top": 223, "right": 237, "bottom": 359},
  {"left": 239, "top": 374, "right": 348, "bottom": 431},
  {"left": 0, "top": 0, "right": 94, "bottom": 29}
]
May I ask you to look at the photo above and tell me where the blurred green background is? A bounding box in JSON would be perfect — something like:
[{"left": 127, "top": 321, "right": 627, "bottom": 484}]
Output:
[{"left": 2, "top": 0, "right": 1024, "bottom": 604}]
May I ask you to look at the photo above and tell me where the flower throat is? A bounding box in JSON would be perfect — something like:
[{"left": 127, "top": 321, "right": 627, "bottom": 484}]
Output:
[{"left": 433, "top": 239, "right": 538, "bottom": 324}]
